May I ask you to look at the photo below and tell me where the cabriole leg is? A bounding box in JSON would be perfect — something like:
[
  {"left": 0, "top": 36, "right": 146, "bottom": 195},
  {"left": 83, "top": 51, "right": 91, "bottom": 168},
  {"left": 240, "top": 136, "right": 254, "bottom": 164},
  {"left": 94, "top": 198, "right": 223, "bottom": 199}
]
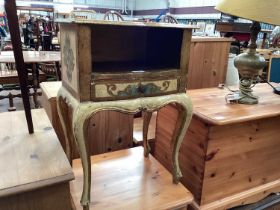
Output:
[
  {"left": 170, "top": 95, "right": 193, "bottom": 184},
  {"left": 142, "top": 111, "right": 152, "bottom": 157},
  {"left": 73, "top": 107, "right": 95, "bottom": 210}
]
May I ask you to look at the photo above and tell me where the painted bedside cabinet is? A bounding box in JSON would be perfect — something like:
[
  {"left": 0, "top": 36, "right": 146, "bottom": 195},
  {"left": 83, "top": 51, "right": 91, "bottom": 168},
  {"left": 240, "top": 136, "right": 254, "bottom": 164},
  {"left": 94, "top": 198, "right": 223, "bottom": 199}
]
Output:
[{"left": 57, "top": 19, "right": 196, "bottom": 210}]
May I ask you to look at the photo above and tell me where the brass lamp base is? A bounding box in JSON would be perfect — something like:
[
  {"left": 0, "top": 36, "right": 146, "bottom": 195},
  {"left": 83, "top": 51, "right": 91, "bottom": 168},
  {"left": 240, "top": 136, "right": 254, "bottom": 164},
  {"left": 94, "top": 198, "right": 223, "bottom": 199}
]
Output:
[
  {"left": 238, "top": 97, "right": 258, "bottom": 104},
  {"left": 237, "top": 93, "right": 258, "bottom": 104},
  {"left": 233, "top": 21, "right": 266, "bottom": 105},
  {"left": 237, "top": 78, "right": 258, "bottom": 104}
]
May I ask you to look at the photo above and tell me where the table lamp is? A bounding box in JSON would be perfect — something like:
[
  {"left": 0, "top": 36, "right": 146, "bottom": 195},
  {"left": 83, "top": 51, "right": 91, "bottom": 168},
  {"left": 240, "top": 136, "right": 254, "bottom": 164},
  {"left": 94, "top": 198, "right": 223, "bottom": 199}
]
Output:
[{"left": 216, "top": 0, "right": 280, "bottom": 104}]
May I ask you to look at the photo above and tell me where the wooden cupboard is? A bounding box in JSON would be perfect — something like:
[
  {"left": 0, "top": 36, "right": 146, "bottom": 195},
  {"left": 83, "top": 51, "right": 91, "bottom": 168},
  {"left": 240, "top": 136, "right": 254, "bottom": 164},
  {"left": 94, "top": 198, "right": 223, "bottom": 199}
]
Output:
[
  {"left": 188, "top": 37, "right": 233, "bottom": 89},
  {"left": 154, "top": 84, "right": 280, "bottom": 209}
]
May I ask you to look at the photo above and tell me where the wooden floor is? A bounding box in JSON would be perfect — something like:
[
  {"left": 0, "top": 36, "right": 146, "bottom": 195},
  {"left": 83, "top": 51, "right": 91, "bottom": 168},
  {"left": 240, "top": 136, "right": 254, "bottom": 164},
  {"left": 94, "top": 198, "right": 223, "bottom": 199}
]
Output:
[{"left": 70, "top": 147, "right": 193, "bottom": 210}]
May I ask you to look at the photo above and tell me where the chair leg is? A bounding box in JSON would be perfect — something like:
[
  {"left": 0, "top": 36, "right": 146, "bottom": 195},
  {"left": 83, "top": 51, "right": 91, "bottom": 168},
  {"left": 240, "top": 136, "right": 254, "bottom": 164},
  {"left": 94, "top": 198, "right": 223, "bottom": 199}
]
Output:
[{"left": 8, "top": 92, "right": 16, "bottom": 111}]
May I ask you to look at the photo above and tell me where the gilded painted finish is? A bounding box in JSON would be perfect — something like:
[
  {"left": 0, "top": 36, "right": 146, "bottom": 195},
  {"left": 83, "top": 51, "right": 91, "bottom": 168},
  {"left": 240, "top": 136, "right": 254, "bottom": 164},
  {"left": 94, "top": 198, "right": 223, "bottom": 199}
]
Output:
[
  {"left": 60, "top": 24, "right": 79, "bottom": 95},
  {"left": 57, "top": 86, "right": 193, "bottom": 210},
  {"left": 63, "top": 34, "right": 75, "bottom": 82},
  {"left": 94, "top": 79, "right": 178, "bottom": 100}
]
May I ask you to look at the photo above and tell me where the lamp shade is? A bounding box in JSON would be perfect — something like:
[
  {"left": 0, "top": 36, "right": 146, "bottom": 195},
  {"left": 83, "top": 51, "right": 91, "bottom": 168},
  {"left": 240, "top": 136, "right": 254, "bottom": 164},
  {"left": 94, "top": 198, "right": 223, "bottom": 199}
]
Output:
[{"left": 215, "top": 0, "right": 280, "bottom": 26}]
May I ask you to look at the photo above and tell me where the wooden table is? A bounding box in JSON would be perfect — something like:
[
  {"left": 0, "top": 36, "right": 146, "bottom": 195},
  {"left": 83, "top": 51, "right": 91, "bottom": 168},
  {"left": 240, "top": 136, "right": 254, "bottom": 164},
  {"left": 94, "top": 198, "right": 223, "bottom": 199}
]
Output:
[
  {"left": 0, "top": 51, "right": 61, "bottom": 109},
  {"left": 0, "top": 109, "right": 74, "bottom": 210},
  {"left": 154, "top": 83, "right": 280, "bottom": 210},
  {"left": 0, "top": 51, "right": 61, "bottom": 82},
  {"left": 71, "top": 147, "right": 193, "bottom": 210},
  {"left": 0, "top": 51, "right": 60, "bottom": 63}
]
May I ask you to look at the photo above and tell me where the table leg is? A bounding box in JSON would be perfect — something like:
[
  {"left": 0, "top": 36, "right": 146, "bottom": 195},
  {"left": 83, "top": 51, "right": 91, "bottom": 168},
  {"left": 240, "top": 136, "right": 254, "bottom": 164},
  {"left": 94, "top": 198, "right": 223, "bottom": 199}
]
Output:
[
  {"left": 8, "top": 92, "right": 16, "bottom": 111},
  {"left": 58, "top": 87, "right": 193, "bottom": 210},
  {"left": 143, "top": 111, "right": 152, "bottom": 157},
  {"left": 171, "top": 97, "right": 193, "bottom": 184},
  {"left": 261, "top": 32, "right": 268, "bottom": 49},
  {"left": 72, "top": 106, "right": 93, "bottom": 210},
  {"left": 32, "top": 63, "right": 39, "bottom": 108},
  {"left": 55, "top": 61, "right": 61, "bottom": 81}
]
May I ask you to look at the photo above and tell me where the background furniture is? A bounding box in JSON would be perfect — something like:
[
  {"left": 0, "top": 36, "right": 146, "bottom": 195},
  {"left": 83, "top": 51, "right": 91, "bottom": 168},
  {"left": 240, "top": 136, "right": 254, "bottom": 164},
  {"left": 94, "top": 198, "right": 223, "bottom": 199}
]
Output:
[
  {"left": 187, "top": 37, "right": 233, "bottom": 89},
  {"left": 215, "top": 22, "right": 251, "bottom": 41},
  {"left": 0, "top": 51, "right": 61, "bottom": 81},
  {"left": 40, "top": 81, "right": 134, "bottom": 158},
  {"left": 103, "top": 10, "right": 124, "bottom": 21},
  {"left": 70, "top": 10, "right": 96, "bottom": 20},
  {"left": 268, "top": 54, "right": 280, "bottom": 82},
  {"left": 0, "top": 67, "right": 46, "bottom": 111},
  {"left": 0, "top": 109, "right": 74, "bottom": 210},
  {"left": 0, "top": 51, "right": 60, "bottom": 64},
  {"left": 71, "top": 147, "right": 193, "bottom": 210},
  {"left": 39, "top": 62, "right": 60, "bottom": 81},
  {"left": 161, "top": 14, "right": 179, "bottom": 24},
  {"left": 0, "top": 51, "right": 61, "bottom": 109},
  {"left": 154, "top": 83, "right": 280, "bottom": 210},
  {"left": 256, "top": 48, "right": 277, "bottom": 80}
]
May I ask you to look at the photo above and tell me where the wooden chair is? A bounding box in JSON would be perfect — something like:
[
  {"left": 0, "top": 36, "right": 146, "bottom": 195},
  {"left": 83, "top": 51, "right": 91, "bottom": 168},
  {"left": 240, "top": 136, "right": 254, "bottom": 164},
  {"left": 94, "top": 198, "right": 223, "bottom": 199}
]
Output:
[
  {"left": 5, "top": 0, "right": 34, "bottom": 132},
  {"left": 0, "top": 63, "right": 46, "bottom": 110},
  {"left": 103, "top": 10, "right": 124, "bottom": 21},
  {"left": 160, "top": 14, "right": 178, "bottom": 24},
  {"left": 38, "top": 62, "right": 60, "bottom": 81},
  {"left": 70, "top": 10, "right": 96, "bottom": 20}
]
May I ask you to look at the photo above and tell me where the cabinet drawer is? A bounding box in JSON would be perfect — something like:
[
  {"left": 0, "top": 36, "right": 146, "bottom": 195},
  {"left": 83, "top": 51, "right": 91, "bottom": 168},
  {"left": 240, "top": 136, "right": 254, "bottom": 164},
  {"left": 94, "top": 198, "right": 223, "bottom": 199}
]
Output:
[{"left": 91, "top": 79, "right": 178, "bottom": 101}]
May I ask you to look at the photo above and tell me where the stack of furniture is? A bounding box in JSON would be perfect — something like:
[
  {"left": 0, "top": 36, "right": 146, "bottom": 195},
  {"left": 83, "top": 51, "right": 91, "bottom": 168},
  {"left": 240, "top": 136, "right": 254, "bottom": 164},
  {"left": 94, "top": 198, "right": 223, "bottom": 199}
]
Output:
[{"left": 0, "top": 5, "right": 73, "bottom": 210}]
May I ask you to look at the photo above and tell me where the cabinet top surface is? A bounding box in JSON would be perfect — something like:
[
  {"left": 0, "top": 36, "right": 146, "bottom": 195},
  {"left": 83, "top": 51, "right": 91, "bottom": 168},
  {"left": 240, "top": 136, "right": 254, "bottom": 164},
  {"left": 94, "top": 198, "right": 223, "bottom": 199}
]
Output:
[
  {"left": 0, "top": 109, "right": 74, "bottom": 197},
  {"left": 58, "top": 19, "right": 198, "bottom": 29},
  {"left": 188, "top": 83, "right": 280, "bottom": 125},
  {"left": 40, "top": 81, "right": 62, "bottom": 99}
]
